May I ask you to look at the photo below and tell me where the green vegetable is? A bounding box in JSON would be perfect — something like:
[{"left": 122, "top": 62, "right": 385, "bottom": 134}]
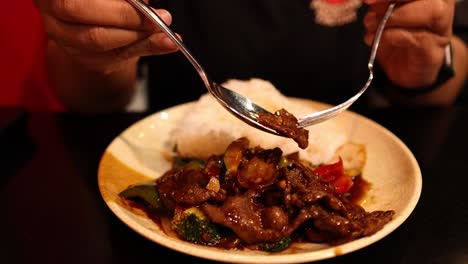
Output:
[
  {"left": 172, "top": 157, "right": 205, "bottom": 169},
  {"left": 260, "top": 237, "right": 292, "bottom": 252},
  {"left": 223, "top": 137, "right": 249, "bottom": 178},
  {"left": 277, "top": 156, "right": 290, "bottom": 168},
  {"left": 171, "top": 207, "right": 221, "bottom": 245},
  {"left": 119, "top": 181, "right": 164, "bottom": 212}
]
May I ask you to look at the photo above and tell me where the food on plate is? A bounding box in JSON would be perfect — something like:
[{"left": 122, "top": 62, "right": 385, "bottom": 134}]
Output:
[
  {"left": 118, "top": 78, "right": 394, "bottom": 252},
  {"left": 119, "top": 137, "right": 395, "bottom": 252},
  {"left": 168, "top": 78, "right": 346, "bottom": 166}
]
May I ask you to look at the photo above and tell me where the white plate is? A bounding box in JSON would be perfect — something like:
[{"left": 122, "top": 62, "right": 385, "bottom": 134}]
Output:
[{"left": 98, "top": 99, "right": 422, "bottom": 263}]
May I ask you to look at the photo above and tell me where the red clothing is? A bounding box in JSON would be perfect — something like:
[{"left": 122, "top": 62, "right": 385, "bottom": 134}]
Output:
[{"left": 0, "top": 1, "right": 64, "bottom": 112}]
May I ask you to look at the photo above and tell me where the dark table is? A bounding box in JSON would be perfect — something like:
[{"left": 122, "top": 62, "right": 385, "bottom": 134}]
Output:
[{"left": 1, "top": 106, "right": 467, "bottom": 264}]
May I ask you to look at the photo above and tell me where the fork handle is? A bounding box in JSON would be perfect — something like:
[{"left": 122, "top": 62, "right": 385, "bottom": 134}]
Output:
[{"left": 368, "top": 2, "right": 396, "bottom": 70}]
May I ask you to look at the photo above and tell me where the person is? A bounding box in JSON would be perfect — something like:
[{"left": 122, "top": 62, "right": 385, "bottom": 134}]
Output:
[{"left": 32, "top": 0, "right": 468, "bottom": 113}]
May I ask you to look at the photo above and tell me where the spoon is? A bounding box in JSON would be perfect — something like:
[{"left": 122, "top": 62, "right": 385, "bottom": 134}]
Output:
[{"left": 127, "top": 0, "right": 283, "bottom": 136}]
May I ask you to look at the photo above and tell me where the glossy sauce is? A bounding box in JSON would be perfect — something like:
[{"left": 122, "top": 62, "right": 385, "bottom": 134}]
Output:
[{"left": 347, "top": 175, "right": 371, "bottom": 204}]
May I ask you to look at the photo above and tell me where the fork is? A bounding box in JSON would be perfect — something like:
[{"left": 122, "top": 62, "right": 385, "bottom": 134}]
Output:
[
  {"left": 297, "top": 2, "right": 396, "bottom": 128},
  {"left": 126, "top": 0, "right": 284, "bottom": 136}
]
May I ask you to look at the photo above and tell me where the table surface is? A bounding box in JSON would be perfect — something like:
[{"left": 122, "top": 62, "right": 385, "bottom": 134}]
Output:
[{"left": 1, "top": 105, "right": 467, "bottom": 264}]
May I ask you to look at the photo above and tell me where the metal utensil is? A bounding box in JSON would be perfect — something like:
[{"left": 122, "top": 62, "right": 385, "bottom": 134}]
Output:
[
  {"left": 297, "top": 2, "right": 396, "bottom": 128},
  {"left": 127, "top": 0, "right": 395, "bottom": 134},
  {"left": 127, "top": 0, "right": 283, "bottom": 136}
]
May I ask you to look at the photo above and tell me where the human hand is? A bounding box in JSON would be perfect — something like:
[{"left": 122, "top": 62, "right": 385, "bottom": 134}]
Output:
[
  {"left": 363, "top": 0, "right": 454, "bottom": 89},
  {"left": 33, "top": 0, "right": 179, "bottom": 73}
]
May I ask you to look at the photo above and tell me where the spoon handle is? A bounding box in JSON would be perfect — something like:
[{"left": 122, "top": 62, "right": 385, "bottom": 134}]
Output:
[{"left": 126, "top": 0, "right": 207, "bottom": 79}]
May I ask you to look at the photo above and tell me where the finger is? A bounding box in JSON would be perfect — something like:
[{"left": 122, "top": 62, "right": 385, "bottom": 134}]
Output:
[
  {"left": 364, "top": 0, "right": 453, "bottom": 35},
  {"left": 36, "top": 0, "right": 172, "bottom": 31},
  {"left": 364, "top": 27, "right": 447, "bottom": 52},
  {"left": 43, "top": 14, "right": 150, "bottom": 52},
  {"left": 117, "top": 32, "right": 181, "bottom": 59},
  {"left": 389, "top": 0, "right": 452, "bottom": 34},
  {"left": 64, "top": 32, "right": 180, "bottom": 72},
  {"left": 364, "top": 28, "right": 447, "bottom": 86}
]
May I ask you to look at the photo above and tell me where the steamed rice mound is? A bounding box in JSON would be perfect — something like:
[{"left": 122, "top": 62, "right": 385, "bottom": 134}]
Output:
[{"left": 169, "top": 78, "right": 347, "bottom": 165}]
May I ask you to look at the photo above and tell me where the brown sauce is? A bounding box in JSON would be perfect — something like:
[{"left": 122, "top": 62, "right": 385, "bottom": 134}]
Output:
[
  {"left": 346, "top": 175, "right": 371, "bottom": 204},
  {"left": 98, "top": 151, "right": 153, "bottom": 203}
]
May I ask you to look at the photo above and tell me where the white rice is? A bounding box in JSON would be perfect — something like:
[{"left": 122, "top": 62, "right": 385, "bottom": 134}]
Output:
[{"left": 168, "top": 78, "right": 347, "bottom": 165}]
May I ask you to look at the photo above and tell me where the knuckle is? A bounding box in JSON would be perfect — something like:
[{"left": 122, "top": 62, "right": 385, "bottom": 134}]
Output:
[
  {"left": 146, "top": 36, "right": 160, "bottom": 51},
  {"left": 145, "top": 34, "right": 166, "bottom": 53},
  {"left": 118, "top": 4, "right": 138, "bottom": 28},
  {"left": 80, "top": 27, "right": 110, "bottom": 52},
  {"left": 431, "top": 0, "right": 446, "bottom": 16},
  {"left": 50, "top": 0, "right": 82, "bottom": 21},
  {"left": 428, "top": 0, "right": 450, "bottom": 31},
  {"left": 118, "top": 34, "right": 162, "bottom": 60},
  {"left": 115, "top": 47, "right": 133, "bottom": 61}
]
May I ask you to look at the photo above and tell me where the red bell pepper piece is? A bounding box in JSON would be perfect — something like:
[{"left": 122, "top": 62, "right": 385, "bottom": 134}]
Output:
[{"left": 313, "top": 158, "right": 354, "bottom": 195}]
